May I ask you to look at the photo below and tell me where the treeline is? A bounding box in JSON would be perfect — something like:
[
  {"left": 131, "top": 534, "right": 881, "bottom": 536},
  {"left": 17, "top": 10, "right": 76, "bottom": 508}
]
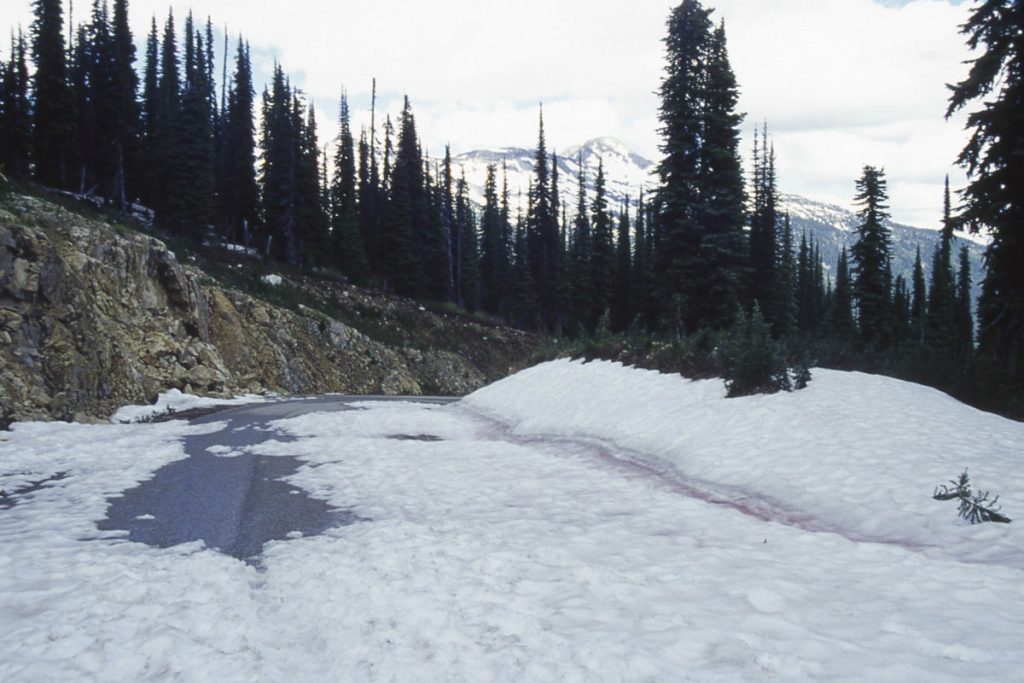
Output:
[{"left": 2, "top": 0, "right": 1021, "bottom": 412}]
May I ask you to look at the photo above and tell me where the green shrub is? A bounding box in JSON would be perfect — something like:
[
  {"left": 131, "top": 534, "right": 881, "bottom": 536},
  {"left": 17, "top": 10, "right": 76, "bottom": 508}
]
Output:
[{"left": 719, "top": 304, "right": 796, "bottom": 397}]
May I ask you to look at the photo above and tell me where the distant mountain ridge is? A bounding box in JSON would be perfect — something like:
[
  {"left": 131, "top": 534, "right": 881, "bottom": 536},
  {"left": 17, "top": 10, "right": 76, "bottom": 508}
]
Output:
[{"left": 444, "top": 138, "right": 984, "bottom": 299}]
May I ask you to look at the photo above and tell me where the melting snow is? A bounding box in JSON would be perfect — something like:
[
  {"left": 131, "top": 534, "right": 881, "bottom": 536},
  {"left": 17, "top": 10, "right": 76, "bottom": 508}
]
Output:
[{"left": 1, "top": 361, "right": 1022, "bottom": 681}]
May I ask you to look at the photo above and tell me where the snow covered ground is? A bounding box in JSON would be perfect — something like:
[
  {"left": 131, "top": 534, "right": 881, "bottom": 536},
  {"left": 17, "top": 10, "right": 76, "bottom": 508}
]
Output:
[
  {"left": 2, "top": 361, "right": 1023, "bottom": 681},
  {"left": 111, "top": 389, "right": 273, "bottom": 423}
]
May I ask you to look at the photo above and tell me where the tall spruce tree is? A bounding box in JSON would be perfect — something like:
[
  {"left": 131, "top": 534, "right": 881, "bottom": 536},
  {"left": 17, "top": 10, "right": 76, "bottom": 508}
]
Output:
[
  {"left": 480, "top": 163, "right": 505, "bottom": 314},
  {"left": 139, "top": 17, "right": 160, "bottom": 207},
  {"left": 569, "top": 157, "right": 594, "bottom": 332},
  {"left": 632, "top": 191, "right": 654, "bottom": 330},
  {"left": 955, "top": 245, "right": 974, "bottom": 359},
  {"left": 850, "top": 165, "right": 893, "bottom": 349},
  {"left": 749, "top": 126, "right": 779, "bottom": 324},
  {"left": 456, "top": 173, "right": 480, "bottom": 310},
  {"left": 153, "top": 11, "right": 181, "bottom": 222},
  {"left": 109, "top": 0, "right": 137, "bottom": 207},
  {"left": 830, "top": 246, "right": 855, "bottom": 336},
  {"left": 1, "top": 30, "right": 31, "bottom": 177},
  {"left": 910, "top": 246, "right": 927, "bottom": 345},
  {"left": 693, "top": 19, "right": 747, "bottom": 329},
  {"left": 927, "top": 177, "right": 957, "bottom": 350},
  {"left": 259, "top": 64, "right": 298, "bottom": 262},
  {"left": 654, "top": 1, "right": 745, "bottom": 334},
  {"left": 381, "top": 96, "right": 424, "bottom": 294},
  {"left": 775, "top": 213, "right": 797, "bottom": 337},
  {"left": 510, "top": 208, "right": 536, "bottom": 328},
  {"left": 330, "top": 91, "right": 368, "bottom": 284},
  {"left": 294, "top": 100, "right": 328, "bottom": 266},
  {"left": 221, "top": 38, "right": 258, "bottom": 246},
  {"left": 946, "top": 0, "right": 1023, "bottom": 376},
  {"left": 590, "top": 157, "right": 614, "bottom": 327},
  {"left": 549, "top": 151, "right": 571, "bottom": 334},
  {"left": 32, "top": 0, "right": 77, "bottom": 189},
  {"left": 526, "top": 108, "right": 560, "bottom": 329},
  {"left": 612, "top": 201, "right": 633, "bottom": 332},
  {"left": 164, "top": 13, "right": 215, "bottom": 236}
]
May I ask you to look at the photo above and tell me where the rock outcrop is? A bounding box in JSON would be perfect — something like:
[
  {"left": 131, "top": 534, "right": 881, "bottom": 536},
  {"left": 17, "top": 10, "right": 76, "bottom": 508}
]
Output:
[{"left": 0, "top": 194, "right": 539, "bottom": 425}]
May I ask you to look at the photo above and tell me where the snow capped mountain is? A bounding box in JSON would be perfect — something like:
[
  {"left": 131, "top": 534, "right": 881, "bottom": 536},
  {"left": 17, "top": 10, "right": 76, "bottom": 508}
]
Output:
[
  {"left": 447, "top": 137, "right": 656, "bottom": 212},
  {"left": 444, "top": 137, "right": 984, "bottom": 296}
]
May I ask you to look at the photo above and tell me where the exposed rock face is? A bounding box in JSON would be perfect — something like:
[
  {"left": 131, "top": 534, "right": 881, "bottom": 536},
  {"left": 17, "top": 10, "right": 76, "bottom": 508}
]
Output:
[{"left": 0, "top": 195, "right": 538, "bottom": 424}]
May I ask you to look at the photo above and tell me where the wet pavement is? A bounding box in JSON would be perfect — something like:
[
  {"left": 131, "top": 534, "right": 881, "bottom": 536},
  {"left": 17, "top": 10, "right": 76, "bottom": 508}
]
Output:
[{"left": 98, "top": 395, "right": 457, "bottom": 563}]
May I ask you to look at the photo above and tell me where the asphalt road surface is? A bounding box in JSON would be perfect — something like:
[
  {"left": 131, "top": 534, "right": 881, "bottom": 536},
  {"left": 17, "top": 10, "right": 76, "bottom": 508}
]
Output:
[{"left": 99, "top": 395, "right": 457, "bottom": 563}]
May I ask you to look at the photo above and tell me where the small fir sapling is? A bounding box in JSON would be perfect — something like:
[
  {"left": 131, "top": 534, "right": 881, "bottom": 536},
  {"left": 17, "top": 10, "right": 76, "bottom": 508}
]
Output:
[{"left": 933, "top": 469, "right": 1011, "bottom": 524}]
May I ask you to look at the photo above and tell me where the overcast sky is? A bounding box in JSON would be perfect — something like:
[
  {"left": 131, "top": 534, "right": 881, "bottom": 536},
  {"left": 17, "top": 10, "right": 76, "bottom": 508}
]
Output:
[{"left": 1, "top": 0, "right": 974, "bottom": 227}]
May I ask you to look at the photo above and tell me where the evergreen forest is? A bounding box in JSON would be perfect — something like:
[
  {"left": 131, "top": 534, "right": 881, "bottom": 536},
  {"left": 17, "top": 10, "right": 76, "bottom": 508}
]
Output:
[{"left": 1, "top": 0, "right": 1021, "bottom": 415}]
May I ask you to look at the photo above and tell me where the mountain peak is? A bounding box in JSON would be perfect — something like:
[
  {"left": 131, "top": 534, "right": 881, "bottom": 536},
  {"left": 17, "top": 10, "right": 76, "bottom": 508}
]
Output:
[{"left": 562, "top": 136, "right": 630, "bottom": 159}]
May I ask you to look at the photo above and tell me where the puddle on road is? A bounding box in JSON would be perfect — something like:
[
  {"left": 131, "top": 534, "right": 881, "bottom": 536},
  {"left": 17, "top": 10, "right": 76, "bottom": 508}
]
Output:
[
  {"left": 385, "top": 434, "right": 444, "bottom": 442},
  {"left": 98, "top": 411, "right": 359, "bottom": 563}
]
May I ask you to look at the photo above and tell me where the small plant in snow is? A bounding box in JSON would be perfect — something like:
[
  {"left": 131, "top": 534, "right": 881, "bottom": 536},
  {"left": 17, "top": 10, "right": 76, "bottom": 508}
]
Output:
[
  {"left": 933, "top": 469, "right": 1011, "bottom": 524},
  {"left": 719, "top": 304, "right": 806, "bottom": 397}
]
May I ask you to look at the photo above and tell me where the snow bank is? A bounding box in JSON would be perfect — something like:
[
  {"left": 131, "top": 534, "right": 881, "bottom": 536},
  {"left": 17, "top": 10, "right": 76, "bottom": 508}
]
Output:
[
  {"left": 111, "top": 389, "right": 272, "bottom": 423},
  {"left": 462, "top": 359, "right": 1024, "bottom": 567}
]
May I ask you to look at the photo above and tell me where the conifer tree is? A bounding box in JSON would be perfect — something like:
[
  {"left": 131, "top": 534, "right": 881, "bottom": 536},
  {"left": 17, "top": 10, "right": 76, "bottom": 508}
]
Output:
[
  {"left": 510, "top": 209, "right": 536, "bottom": 328},
  {"left": 294, "top": 101, "right": 328, "bottom": 265},
  {"left": 165, "top": 13, "right": 215, "bottom": 235},
  {"left": 569, "top": 158, "right": 594, "bottom": 332},
  {"left": 330, "top": 91, "right": 368, "bottom": 284},
  {"left": 955, "top": 246, "right": 974, "bottom": 359},
  {"left": 612, "top": 201, "right": 633, "bottom": 332},
  {"left": 830, "top": 246, "right": 855, "bottom": 336},
  {"left": 526, "top": 108, "right": 559, "bottom": 329},
  {"left": 749, "top": 126, "right": 778, "bottom": 322},
  {"left": 910, "top": 246, "right": 927, "bottom": 345},
  {"left": 775, "top": 213, "right": 797, "bottom": 337},
  {"left": 32, "top": 0, "right": 77, "bottom": 189},
  {"left": 692, "top": 19, "right": 747, "bottom": 329},
  {"left": 927, "top": 178, "right": 957, "bottom": 350},
  {"left": 358, "top": 80, "right": 385, "bottom": 280},
  {"left": 654, "top": 1, "right": 745, "bottom": 334},
  {"left": 153, "top": 11, "right": 181, "bottom": 221},
  {"left": 498, "top": 161, "right": 513, "bottom": 312},
  {"left": 260, "top": 64, "right": 298, "bottom": 262},
  {"left": 946, "top": 0, "right": 1023, "bottom": 376},
  {"left": 632, "top": 191, "right": 653, "bottom": 330},
  {"left": 1, "top": 30, "right": 31, "bottom": 177},
  {"left": 549, "top": 151, "right": 571, "bottom": 334},
  {"left": 440, "top": 146, "right": 456, "bottom": 299},
  {"left": 456, "top": 174, "right": 479, "bottom": 310},
  {"left": 479, "top": 163, "right": 505, "bottom": 315},
  {"left": 139, "top": 17, "right": 160, "bottom": 207},
  {"left": 380, "top": 96, "right": 423, "bottom": 294},
  {"left": 422, "top": 160, "right": 451, "bottom": 300},
  {"left": 590, "top": 157, "right": 614, "bottom": 327},
  {"left": 850, "top": 165, "right": 893, "bottom": 349},
  {"left": 358, "top": 126, "right": 384, "bottom": 279},
  {"left": 68, "top": 20, "right": 94, "bottom": 193},
  {"left": 892, "top": 274, "right": 911, "bottom": 344},
  {"left": 109, "top": 0, "right": 137, "bottom": 207},
  {"left": 221, "top": 38, "right": 258, "bottom": 246}
]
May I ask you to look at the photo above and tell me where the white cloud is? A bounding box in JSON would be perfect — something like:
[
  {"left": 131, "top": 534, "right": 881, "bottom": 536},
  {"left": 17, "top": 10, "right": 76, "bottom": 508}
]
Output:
[{"left": 0, "top": 0, "right": 974, "bottom": 226}]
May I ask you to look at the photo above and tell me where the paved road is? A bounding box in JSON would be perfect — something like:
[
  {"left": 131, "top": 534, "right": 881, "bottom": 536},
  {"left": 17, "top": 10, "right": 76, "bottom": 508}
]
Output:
[{"left": 99, "top": 395, "right": 457, "bottom": 563}]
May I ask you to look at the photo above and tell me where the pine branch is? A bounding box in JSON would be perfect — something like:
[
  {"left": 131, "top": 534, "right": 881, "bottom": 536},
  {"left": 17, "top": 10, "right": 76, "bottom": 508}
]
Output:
[{"left": 933, "top": 469, "right": 1012, "bottom": 524}]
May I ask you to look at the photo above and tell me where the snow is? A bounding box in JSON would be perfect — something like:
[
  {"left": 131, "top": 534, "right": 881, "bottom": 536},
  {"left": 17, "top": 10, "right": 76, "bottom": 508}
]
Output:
[
  {"left": 2, "top": 362, "right": 1023, "bottom": 681},
  {"left": 463, "top": 360, "right": 1024, "bottom": 568},
  {"left": 110, "top": 388, "right": 272, "bottom": 423}
]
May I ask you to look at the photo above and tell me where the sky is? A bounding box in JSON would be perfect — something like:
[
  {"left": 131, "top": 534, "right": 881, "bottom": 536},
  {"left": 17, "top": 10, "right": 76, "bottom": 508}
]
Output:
[{"left": 0, "top": 0, "right": 975, "bottom": 228}]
